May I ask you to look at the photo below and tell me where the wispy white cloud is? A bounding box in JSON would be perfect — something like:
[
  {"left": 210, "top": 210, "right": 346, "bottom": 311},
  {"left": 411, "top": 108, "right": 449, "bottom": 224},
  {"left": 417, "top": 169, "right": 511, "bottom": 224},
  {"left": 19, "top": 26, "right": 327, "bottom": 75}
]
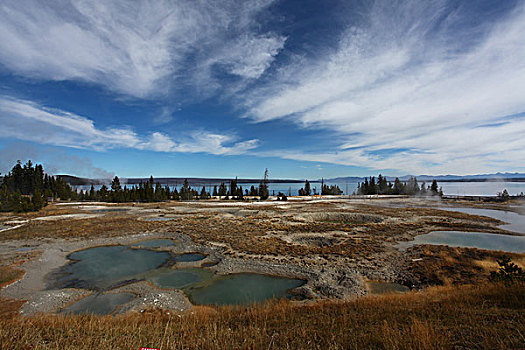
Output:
[
  {"left": 153, "top": 107, "right": 176, "bottom": 125},
  {"left": 0, "top": 97, "right": 140, "bottom": 149},
  {"left": 245, "top": 1, "right": 525, "bottom": 174},
  {"left": 0, "top": 96, "right": 259, "bottom": 156},
  {"left": 0, "top": 141, "right": 115, "bottom": 178},
  {"left": 0, "top": 0, "right": 284, "bottom": 98},
  {"left": 211, "top": 34, "right": 286, "bottom": 79},
  {"left": 138, "top": 131, "right": 259, "bottom": 155}
]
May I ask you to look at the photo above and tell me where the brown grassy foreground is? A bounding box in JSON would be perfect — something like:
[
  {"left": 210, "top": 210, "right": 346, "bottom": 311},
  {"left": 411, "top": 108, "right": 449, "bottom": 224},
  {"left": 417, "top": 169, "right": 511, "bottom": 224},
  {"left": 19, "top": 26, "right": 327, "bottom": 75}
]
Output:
[{"left": 0, "top": 282, "right": 523, "bottom": 349}]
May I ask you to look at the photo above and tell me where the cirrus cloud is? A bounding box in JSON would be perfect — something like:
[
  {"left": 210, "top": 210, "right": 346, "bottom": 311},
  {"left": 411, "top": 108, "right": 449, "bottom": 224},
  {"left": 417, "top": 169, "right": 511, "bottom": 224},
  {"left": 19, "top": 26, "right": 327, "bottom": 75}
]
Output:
[
  {"left": 244, "top": 0, "right": 525, "bottom": 174},
  {"left": 0, "top": 96, "right": 259, "bottom": 156},
  {"left": 0, "top": 0, "right": 284, "bottom": 98}
]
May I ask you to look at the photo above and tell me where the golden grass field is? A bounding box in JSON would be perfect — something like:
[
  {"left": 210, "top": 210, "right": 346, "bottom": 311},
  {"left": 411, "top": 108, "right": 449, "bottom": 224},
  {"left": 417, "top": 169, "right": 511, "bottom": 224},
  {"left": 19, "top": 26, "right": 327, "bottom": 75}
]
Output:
[{"left": 0, "top": 282, "right": 523, "bottom": 349}]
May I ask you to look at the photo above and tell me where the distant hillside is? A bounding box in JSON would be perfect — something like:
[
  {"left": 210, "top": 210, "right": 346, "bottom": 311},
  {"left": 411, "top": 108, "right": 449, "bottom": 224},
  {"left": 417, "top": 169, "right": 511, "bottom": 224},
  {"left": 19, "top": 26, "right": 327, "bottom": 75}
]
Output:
[
  {"left": 396, "top": 173, "right": 525, "bottom": 182},
  {"left": 325, "top": 173, "right": 525, "bottom": 183}
]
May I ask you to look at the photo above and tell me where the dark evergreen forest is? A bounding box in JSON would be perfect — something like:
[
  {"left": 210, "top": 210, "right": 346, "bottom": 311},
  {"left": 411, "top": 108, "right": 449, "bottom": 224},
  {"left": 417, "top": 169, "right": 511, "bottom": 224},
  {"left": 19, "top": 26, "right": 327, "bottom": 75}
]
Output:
[{"left": 356, "top": 174, "right": 442, "bottom": 196}]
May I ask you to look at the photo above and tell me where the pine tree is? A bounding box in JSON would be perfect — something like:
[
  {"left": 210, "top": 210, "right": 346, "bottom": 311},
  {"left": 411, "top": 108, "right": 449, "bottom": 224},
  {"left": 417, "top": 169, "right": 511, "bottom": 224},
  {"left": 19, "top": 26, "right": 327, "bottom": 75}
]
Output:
[
  {"left": 230, "top": 177, "right": 238, "bottom": 198},
  {"left": 218, "top": 182, "right": 227, "bottom": 197},
  {"left": 238, "top": 186, "right": 244, "bottom": 200},
  {"left": 393, "top": 178, "right": 402, "bottom": 195},
  {"left": 89, "top": 185, "right": 95, "bottom": 200},
  {"left": 32, "top": 189, "right": 44, "bottom": 210},
  {"left": 304, "top": 180, "right": 311, "bottom": 196},
  {"left": 259, "top": 169, "right": 269, "bottom": 200},
  {"left": 111, "top": 176, "right": 122, "bottom": 192},
  {"left": 430, "top": 180, "right": 439, "bottom": 195},
  {"left": 200, "top": 186, "right": 208, "bottom": 199},
  {"left": 180, "top": 179, "right": 192, "bottom": 200}
]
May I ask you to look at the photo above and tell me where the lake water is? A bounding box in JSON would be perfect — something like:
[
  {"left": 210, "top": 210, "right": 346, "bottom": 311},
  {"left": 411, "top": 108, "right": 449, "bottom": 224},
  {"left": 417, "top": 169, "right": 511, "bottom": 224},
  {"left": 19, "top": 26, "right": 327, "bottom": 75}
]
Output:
[
  {"left": 438, "top": 182, "right": 525, "bottom": 197},
  {"left": 75, "top": 181, "right": 525, "bottom": 197},
  {"left": 397, "top": 231, "right": 525, "bottom": 253}
]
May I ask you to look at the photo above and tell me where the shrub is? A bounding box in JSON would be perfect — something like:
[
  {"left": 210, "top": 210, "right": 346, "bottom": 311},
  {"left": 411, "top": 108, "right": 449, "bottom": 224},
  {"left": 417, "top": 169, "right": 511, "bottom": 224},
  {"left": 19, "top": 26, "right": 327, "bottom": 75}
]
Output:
[{"left": 489, "top": 257, "right": 525, "bottom": 284}]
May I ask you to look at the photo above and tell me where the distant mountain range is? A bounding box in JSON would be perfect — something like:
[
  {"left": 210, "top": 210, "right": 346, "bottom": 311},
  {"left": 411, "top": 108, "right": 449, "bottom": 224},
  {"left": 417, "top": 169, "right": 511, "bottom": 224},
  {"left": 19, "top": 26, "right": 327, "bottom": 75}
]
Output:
[
  {"left": 326, "top": 173, "right": 525, "bottom": 183},
  {"left": 58, "top": 172, "right": 525, "bottom": 187}
]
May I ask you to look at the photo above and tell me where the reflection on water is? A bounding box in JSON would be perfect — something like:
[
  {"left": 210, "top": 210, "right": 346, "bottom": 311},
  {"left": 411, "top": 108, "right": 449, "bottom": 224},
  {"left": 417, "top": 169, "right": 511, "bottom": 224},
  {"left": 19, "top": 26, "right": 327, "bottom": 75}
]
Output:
[
  {"left": 438, "top": 207, "right": 525, "bottom": 233},
  {"left": 61, "top": 293, "right": 135, "bottom": 315},
  {"left": 148, "top": 268, "right": 214, "bottom": 289},
  {"left": 143, "top": 217, "right": 177, "bottom": 221},
  {"left": 397, "top": 231, "right": 525, "bottom": 253},
  {"left": 50, "top": 246, "right": 171, "bottom": 290},
  {"left": 186, "top": 273, "right": 306, "bottom": 306}
]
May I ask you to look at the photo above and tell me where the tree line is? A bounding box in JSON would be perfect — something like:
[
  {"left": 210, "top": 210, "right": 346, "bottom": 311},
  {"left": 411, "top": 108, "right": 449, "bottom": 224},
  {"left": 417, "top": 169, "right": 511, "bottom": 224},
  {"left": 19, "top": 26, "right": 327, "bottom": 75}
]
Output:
[
  {"left": 297, "top": 179, "right": 343, "bottom": 196},
  {"left": 209, "top": 169, "right": 269, "bottom": 200},
  {"left": 1, "top": 160, "right": 77, "bottom": 212},
  {"left": 356, "top": 175, "right": 442, "bottom": 196},
  {"left": 0, "top": 162, "right": 275, "bottom": 212},
  {"left": 0, "top": 161, "right": 442, "bottom": 214}
]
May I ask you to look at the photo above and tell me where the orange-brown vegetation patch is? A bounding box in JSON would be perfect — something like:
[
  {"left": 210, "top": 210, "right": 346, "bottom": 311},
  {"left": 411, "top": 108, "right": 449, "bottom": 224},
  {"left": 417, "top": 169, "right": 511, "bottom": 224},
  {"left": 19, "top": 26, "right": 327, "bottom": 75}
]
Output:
[
  {"left": 406, "top": 245, "right": 524, "bottom": 286},
  {"left": 0, "top": 282, "right": 522, "bottom": 349}
]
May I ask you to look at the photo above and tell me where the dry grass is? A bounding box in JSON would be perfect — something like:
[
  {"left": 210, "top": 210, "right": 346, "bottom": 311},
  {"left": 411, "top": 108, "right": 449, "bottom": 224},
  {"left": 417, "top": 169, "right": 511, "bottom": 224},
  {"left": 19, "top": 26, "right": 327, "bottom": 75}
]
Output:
[
  {"left": 0, "top": 265, "right": 24, "bottom": 288},
  {"left": 0, "top": 216, "right": 162, "bottom": 241},
  {"left": 0, "top": 282, "right": 523, "bottom": 349},
  {"left": 474, "top": 255, "right": 525, "bottom": 272},
  {"left": 405, "top": 245, "right": 525, "bottom": 286}
]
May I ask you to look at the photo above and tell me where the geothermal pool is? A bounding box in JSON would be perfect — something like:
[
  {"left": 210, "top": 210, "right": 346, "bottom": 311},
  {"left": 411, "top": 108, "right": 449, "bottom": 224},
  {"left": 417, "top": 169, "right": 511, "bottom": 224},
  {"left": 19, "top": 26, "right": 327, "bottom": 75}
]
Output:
[{"left": 50, "top": 243, "right": 305, "bottom": 314}]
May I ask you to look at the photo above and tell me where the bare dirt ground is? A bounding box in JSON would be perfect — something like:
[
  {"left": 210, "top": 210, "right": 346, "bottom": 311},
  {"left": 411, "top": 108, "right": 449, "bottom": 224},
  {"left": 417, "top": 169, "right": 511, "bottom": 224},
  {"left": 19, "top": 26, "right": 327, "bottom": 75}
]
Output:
[{"left": 0, "top": 196, "right": 523, "bottom": 315}]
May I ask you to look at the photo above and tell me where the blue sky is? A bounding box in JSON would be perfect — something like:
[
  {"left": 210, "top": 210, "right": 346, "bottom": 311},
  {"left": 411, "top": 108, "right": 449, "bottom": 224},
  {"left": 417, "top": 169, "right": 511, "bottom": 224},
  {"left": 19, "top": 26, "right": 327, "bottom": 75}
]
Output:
[{"left": 1, "top": 0, "right": 524, "bottom": 179}]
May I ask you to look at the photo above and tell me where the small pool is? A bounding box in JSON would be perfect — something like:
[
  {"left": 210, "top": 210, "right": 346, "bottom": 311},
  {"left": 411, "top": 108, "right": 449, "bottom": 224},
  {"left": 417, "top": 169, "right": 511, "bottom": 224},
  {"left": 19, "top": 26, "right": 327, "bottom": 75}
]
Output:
[
  {"left": 17, "top": 247, "right": 35, "bottom": 252},
  {"left": 437, "top": 207, "right": 525, "bottom": 234},
  {"left": 94, "top": 208, "right": 130, "bottom": 212},
  {"left": 49, "top": 246, "right": 171, "bottom": 290},
  {"left": 48, "top": 245, "right": 308, "bottom": 312},
  {"left": 61, "top": 293, "right": 135, "bottom": 315},
  {"left": 148, "top": 268, "right": 214, "bottom": 289},
  {"left": 143, "top": 217, "right": 177, "bottom": 222},
  {"left": 186, "top": 273, "right": 306, "bottom": 306},
  {"left": 397, "top": 231, "right": 525, "bottom": 253}
]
